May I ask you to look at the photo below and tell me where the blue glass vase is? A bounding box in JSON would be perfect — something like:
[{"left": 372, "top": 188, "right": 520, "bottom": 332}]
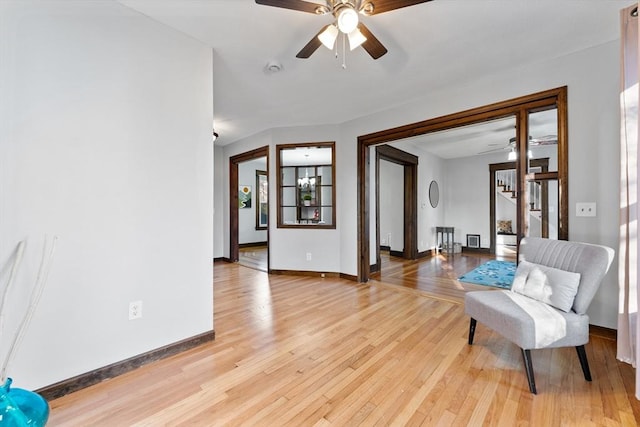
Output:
[{"left": 0, "top": 378, "right": 49, "bottom": 426}]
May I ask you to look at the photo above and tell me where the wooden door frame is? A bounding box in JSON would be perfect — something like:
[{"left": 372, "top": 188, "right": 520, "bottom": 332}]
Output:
[
  {"left": 489, "top": 158, "right": 549, "bottom": 254},
  {"left": 230, "top": 146, "right": 269, "bottom": 266},
  {"left": 357, "top": 87, "right": 568, "bottom": 282},
  {"left": 372, "top": 145, "right": 418, "bottom": 273}
]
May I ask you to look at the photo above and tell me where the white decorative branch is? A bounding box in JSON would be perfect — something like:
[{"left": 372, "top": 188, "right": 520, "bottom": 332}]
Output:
[
  {"left": 1, "top": 236, "right": 57, "bottom": 383},
  {"left": 0, "top": 241, "right": 26, "bottom": 337}
]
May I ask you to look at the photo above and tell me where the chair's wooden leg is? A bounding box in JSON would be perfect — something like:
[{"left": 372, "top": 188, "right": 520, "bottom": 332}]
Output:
[
  {"left": 576, "top": 345, "right": 592, "bottom": 381},
  {"left": 521, "top": 349, "right": 537, "bottom": 394},
  {"left": 468, "top": 318, "right": 476, "bottom": 345}
]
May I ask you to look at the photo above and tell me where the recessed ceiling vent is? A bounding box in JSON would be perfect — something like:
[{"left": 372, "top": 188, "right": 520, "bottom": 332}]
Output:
[{"left": 265, "top": 60, "right": 283, "bottom": 74}]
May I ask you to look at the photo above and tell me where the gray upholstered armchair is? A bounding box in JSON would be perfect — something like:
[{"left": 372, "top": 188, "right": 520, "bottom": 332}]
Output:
[{"left": 464, "top": 237, "right": 615, "bottom": 394}]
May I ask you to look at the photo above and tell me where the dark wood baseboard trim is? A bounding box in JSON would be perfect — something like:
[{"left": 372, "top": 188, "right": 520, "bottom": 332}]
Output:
[
  {"left": 214, "top": 257, "right": 232, "bottom": 263},
  {"left": 370, "top": 263, "right": 380, "bottom": 274},
  {"left": 340, "top": 272, "right": 358, "bottom": 281},
  {"left": 417, "top": 249, "right": 437, "bottom": 259},
  {"left": 589, "top": 324, "right": 616, "bottom": 341},
  {"left": 389, "top": 250, "right": 404, "bottom": 258},
  {"left": 269, "top": 269, "right": 340, "bottom": 279},
  {"left": 380, "top": 245, "right": 390, "bottom": 252},
  {"left": 239, "top": 242, "right": 268, "bottom": 249},
  {"left": 269, "top": 269, "right": 356, "bottom": 282},
  {"left": 36, "top": 330, "right": 215, "bottom": 401}
]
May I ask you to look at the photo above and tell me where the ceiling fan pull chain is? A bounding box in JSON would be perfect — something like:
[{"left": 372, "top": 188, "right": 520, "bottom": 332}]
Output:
[{"left": 342, "top": 32, "right": 347, "bottom": 69}]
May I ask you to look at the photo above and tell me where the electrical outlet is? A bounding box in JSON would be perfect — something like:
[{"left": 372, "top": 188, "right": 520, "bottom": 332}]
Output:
[
  {"left": 129, "top": 301, "right": 142, "bottom": 320},
  {"left": 306, "top": 252, "right": 312, "bottom": 261},
  {"left": 576, "top": 202, "right": 596, "bottom": 217}
]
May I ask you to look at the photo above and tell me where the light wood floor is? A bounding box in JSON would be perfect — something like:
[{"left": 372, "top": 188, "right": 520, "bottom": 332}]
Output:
[
  {"left": 238, "top": 245, "right": 268, "bottom": 272},
  {"left": 372, "top": 250, "right": 516, "bottom": 303},
  {"left": 48, "top": 255, "right": 640, "bottom": 426}
]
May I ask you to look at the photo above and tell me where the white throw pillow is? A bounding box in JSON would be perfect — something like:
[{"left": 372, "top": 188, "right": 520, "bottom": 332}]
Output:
[{"left": 510, "top": 260, "right": 581, "bottom": 312}]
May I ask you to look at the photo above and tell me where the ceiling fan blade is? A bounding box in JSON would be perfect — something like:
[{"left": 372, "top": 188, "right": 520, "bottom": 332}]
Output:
[
  {"left": 478, "top": 146, "right": 508, "bottom": 155},
  {"left": 255, "top": 0, "right": 322, "bottom": 14},
  {"left": 362, "top": 0, "right": 432, "bottom": 15},
  {"left": 296, "top": 25, "right": 329, "bottom": 58},
  {"left": 530, "top": 135, "right": 558, "bottom": 145},
  {"left": 358, "top": 24, "right": 388, "bottom": 59}
]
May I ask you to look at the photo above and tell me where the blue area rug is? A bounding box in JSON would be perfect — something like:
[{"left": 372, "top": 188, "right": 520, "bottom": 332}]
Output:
[{"left": 458, "top": 260, "right": 516, "bottom": 289}]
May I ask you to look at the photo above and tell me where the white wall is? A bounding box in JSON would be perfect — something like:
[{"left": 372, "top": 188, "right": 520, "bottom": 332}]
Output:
[
  {"left": 221, "top": 125, "right": 342, "bottom": 273},
  {"left": 238, "top": 157, "right": 267, "bottom": 245},
  {"left": 389, "top": 140, "right": 447, "bottom": 253},
  {"left": 379, "top": 160, "right": 404, "bottom": 252},
  {"left": 214, "top": 145, "right": 225, "bottom": 258},
  {"left": 0, "top": 1, "right": 214, "bottom": 389},
  {"left": 445, "top": 152, "right": 506, "bottom": 248},
  {"left": 270, "top": 126, "right": 342, "bottom": 273}
]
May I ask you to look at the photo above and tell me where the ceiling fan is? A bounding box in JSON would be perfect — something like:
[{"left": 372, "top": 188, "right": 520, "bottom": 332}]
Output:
[
  {"left": 479, "top": 135, "right": 558, "bottom": 155},
  {"left": 255, "top": 0, "right": 433, "bottom": 60}
]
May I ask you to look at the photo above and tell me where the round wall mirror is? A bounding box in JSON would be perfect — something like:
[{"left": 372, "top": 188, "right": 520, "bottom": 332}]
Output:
[{"left": 429, "top": 180, "right": 439, "bottom": 208}]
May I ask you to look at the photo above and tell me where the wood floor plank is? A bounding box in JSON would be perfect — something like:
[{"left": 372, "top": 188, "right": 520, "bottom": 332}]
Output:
[{"left": 48, "top": 255, "right": 640, "bottom": 426}]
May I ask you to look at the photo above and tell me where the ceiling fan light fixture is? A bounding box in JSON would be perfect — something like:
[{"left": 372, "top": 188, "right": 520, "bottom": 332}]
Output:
[
  {"left": 347, "top": 28, "right": 367, "bottom": 50},
  {"left": 256, "top": 0, "right": 432, "bottom": 61},
  {"left": 360, "top": 2, "right": 374, "bottom": 15},
  {"left": 318, "top": 24, "right": 339, "bottom": 49},
  {"left": 337, "top": 7, "right": 359, "bottom": 33},
  {"left": 508, "top": 148, "right": 517, "bottom": 161},
  {"left": 315, "top": 5, "right": 330, "bottom": 15}
]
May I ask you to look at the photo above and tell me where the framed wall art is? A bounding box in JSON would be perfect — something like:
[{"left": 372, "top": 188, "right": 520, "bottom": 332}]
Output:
[
  {"left": 239, "top": 185, "right": 252, "bottom": 209},
  {"left": 256, "top": 171, "right": 268, "bottom": 229}
]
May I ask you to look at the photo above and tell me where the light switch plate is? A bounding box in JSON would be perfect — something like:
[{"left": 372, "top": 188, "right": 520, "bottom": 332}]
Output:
[{"left": 576, "top": 202, "right": 596, "bottom": 217}]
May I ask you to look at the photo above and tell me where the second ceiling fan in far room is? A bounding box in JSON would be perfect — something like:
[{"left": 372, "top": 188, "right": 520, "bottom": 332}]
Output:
[
  {"left": 479, "top": 135, "right": 558, "bottom": 158},
  {"left": 255, "top": 0, "right": 433, "bottom": 60}
]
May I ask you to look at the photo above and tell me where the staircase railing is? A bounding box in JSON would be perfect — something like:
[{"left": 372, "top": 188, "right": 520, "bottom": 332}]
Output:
[{"left": 496, "top": 170, "right": 541, "bottom": 215}]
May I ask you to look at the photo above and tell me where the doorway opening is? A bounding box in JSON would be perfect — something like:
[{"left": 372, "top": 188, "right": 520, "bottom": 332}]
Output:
[
  {"left": 489, "top": 158, "right": 550, "bottom": 256},
  {"left": 357, "top": 87, "right": 568, "bottom": 282},
  {"left": 230, "top": 146, "right": 269, "bottom": 272},
  {"left": 372, "top": 145, "right": 418, "bottom": 274}
]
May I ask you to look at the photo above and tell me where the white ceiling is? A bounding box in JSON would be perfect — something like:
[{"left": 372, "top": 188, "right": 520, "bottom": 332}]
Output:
[
  {"left": 395, "top": 108, "right": 558, "bottom": 159},
  {"left": 281, "top": 145, "right": 333, "bottom": 166},
  {"left": 118, "top": 0, "right": 630, "bottom": 147}
]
